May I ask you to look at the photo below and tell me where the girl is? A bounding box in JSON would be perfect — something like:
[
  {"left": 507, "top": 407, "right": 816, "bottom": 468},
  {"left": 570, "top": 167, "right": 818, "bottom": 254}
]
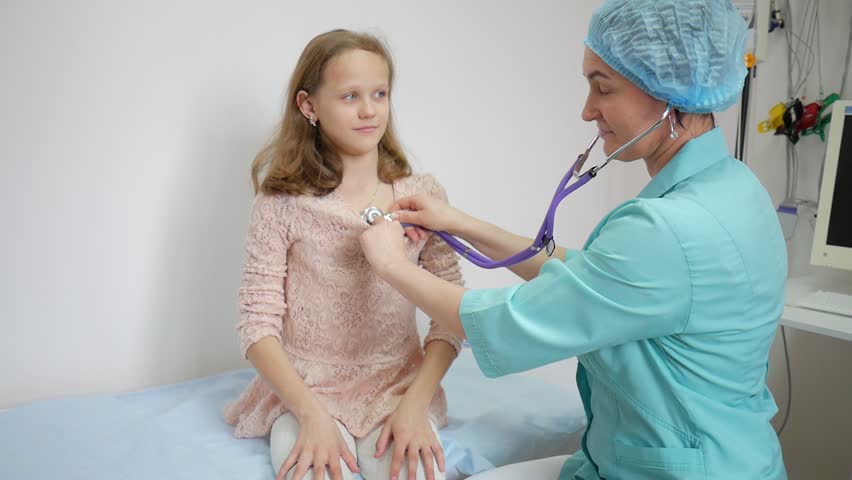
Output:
[{"left": 224, "top": 30, "right": 464, "bottom": 480}]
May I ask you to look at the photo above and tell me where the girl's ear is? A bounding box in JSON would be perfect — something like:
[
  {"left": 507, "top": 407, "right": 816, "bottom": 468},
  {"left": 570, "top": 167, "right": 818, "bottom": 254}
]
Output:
[{"left": 296, "top": 90, "right": 318, "bottom": 124}]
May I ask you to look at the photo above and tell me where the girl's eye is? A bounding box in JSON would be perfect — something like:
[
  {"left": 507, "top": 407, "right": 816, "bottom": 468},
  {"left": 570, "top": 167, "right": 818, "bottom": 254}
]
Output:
[
  {"left": 343, "top": 93, "right": 357, "bottom": 101},
  {"left": 374, "top": 90, "right": 387, "bottom": 99}
]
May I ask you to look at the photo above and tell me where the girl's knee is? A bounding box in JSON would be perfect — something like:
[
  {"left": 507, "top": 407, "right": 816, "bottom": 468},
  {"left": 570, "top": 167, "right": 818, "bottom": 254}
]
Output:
[
  {"left": 270, "top": 414, "right": 301, "bottom": 470},
  {"left": 356, "top": 446, "right": 445, "bottom": 480}
]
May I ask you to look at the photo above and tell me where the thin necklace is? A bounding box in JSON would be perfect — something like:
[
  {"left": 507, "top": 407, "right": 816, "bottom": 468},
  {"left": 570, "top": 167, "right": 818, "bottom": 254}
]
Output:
[{"left": 362, "top": 179, "right": 380, "bottom": 210}]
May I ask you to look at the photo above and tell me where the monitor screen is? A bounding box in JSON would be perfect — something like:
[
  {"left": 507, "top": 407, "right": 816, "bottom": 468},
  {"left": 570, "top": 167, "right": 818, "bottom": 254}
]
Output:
[{"left": 825, "top": 106, "right": 852, "bottom": 249}]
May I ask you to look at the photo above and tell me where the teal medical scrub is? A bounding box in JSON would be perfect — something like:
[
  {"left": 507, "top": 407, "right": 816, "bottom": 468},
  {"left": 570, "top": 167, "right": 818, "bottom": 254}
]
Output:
[{"left": 459, "top": 128, "right": 788, "bottom": 479}]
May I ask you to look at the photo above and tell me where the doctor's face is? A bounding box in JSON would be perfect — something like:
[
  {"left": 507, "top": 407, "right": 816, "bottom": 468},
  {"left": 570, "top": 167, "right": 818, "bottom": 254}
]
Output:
[{"left": 581, "top": 48, "right": 671, "bottom": 162}]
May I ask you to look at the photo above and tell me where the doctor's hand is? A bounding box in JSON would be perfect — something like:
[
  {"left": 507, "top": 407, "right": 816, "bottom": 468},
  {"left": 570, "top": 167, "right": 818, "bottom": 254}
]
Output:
[
  {"left": 390, "top": 194, "right": 468, "bottom": 243},
  {"left": 359, "top": 216, "right": 409, "bottom": 277}
]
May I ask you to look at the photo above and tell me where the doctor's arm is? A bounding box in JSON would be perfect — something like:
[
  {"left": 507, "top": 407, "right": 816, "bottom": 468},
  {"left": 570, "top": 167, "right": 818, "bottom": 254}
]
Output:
[
  {"left": 391, "top": 194, "right": 567, "bottom": 281},
  {"left": 360, "top": 215, "right": 467, "bottom": 337},
  {"left": 366, "top": 201, "right": 692, "bottom": 377},
  {"left": 371, "top": 249, "right": 467, "bottom": 338}
]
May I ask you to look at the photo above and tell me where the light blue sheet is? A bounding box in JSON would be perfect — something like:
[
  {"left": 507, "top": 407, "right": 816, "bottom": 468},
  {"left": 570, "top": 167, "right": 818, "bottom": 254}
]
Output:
[{"left": 0, "top": 349, "right": 584, "bottom": 480}]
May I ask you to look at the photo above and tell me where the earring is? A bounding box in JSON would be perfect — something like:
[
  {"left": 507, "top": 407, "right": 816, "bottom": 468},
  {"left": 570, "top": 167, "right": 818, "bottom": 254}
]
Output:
[
  {"left": 309, "top": 116, "right": 317, "bottom": 127},
  {"left": 668, "top": 114, "right": 679, "bottom": 140}
]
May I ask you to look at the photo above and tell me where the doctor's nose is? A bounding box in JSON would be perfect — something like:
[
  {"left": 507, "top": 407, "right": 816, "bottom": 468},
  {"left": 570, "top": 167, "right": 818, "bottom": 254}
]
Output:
[{"left": 581, "top": 96, "right": 600, "bottom": 123}]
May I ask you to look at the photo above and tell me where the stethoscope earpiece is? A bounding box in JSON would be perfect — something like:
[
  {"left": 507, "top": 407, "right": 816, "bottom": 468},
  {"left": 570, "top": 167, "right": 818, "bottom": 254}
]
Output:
[{"left": 668, "top": 112, "right": 679, "bottom": 140}]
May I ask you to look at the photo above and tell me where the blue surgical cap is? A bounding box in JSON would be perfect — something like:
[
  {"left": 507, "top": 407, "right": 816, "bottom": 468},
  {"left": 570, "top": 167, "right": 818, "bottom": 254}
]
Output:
[{"left": 585, "top": 0, "right": 748, "bottom": 114}]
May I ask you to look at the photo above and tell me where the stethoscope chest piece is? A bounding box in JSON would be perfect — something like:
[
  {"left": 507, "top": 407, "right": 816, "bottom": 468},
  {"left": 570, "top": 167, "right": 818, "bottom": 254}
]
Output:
[{"left": 361, "top": 206, "right": 393, "bottom": 225}]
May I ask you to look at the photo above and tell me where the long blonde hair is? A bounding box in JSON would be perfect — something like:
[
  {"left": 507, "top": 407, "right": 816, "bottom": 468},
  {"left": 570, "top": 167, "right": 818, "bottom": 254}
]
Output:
[{"left": 252, "top": 29, "right": 411, "bottom": 196}]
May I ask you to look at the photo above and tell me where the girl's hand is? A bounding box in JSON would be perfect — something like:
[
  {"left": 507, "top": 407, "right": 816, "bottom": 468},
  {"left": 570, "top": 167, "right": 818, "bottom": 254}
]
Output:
[
  {"left": 374, "top": 397, "right": 445, "bottom": 480},
  {"left": 276, "top": 412, "right": 360, "bottom": 480},
  {"left": 359, "top": 216, "right": 409, "bottom": 277},
  {"left": 390, "top": 194, "right": 467, "bottom": 242}
]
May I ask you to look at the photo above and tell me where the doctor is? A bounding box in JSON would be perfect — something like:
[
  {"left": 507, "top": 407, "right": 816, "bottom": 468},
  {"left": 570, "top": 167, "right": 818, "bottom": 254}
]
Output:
[{"left": 360, "top": 0, "right": 788, "bottom": 478}]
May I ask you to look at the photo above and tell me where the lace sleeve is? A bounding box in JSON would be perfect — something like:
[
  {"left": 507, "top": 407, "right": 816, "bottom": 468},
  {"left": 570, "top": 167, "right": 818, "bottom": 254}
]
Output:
[
  {"left": 418, "top": 175, "right": 465, "bottom": 353},
  {"left": 236, "top": 194, "right": 292, "bottom": 357}
]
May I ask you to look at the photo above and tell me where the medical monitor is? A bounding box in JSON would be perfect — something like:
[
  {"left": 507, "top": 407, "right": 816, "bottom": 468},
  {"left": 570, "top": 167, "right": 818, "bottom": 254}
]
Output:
[{"left": 812, "top": 100, "right": 852, "bottom": 271}]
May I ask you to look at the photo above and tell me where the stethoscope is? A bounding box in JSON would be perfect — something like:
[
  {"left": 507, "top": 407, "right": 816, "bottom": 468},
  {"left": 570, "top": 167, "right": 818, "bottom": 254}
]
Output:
[{"left": 363, "top": 104, "right": 678, "bottom": 269}]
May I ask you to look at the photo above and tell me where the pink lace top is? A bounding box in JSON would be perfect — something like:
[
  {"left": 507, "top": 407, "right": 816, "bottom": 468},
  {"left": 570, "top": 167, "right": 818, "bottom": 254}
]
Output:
[{"left": 224, "top": 174, "right": 464, "bottom": 438}]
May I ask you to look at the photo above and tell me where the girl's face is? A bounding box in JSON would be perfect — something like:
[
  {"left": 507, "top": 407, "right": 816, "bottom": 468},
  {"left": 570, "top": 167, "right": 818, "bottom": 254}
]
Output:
[
  {"left": 580, "top": 48, "right": 670, "bottom": 162},
  {"left": 303, "top": 49, "right": 391, "bottom": 160}
]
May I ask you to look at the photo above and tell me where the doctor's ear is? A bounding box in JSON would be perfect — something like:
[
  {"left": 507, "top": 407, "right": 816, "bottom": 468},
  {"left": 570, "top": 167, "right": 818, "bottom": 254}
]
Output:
[{"left": 296, "top": 90, "right": 318, "bottom": 126}]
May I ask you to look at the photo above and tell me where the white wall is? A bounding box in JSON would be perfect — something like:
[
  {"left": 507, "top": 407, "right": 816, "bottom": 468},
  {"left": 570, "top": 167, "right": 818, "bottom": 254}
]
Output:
[
  {"left": 3, "top": 0, "right": 644, "bottom": 408},
  {"left": 742, "top": 1, "right": 852, "bottom": 478}
]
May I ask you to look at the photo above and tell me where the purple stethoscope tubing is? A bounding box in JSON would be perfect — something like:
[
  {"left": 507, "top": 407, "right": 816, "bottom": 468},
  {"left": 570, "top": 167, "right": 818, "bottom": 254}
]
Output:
[
  {"left": 412, "top": 160, "right": 593, "bottom": 269},
  {"left": 395, "top": 105, "right": 676, "bottom": 269}
]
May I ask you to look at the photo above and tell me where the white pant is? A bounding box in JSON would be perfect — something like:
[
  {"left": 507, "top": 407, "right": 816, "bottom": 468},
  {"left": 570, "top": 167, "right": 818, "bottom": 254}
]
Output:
[
  {"left": 270, "top": 413, "right": 445, "bottom": 480},
  {"left": 467, "top": 455, "right": 570, "bottom": 480}
]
